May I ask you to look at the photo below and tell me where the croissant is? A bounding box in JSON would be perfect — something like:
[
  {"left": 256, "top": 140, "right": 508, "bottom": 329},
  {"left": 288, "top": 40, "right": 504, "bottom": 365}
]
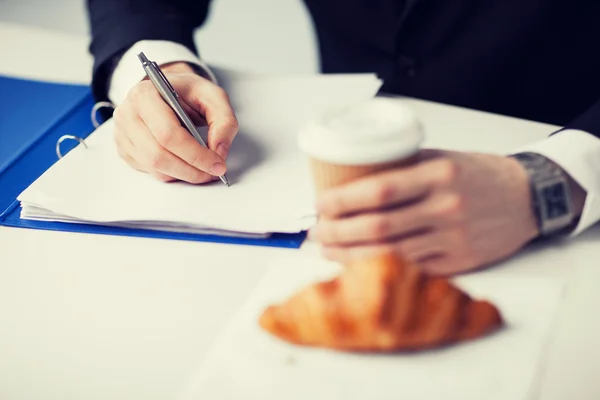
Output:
[{"left": 259, "top": 253, "right": 503, "bottom": 352}]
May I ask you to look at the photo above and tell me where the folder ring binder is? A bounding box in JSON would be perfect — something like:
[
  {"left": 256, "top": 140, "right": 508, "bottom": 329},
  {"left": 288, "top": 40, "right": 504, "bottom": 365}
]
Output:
[
  {"left": 55, "top": 100, "right": 116, "bottom": 159},
  {"left": 56, "top": 134, "right": 87, "bottom": 159},
  {"left": 55, "top": 100, "right": 113, "bottom": 159},
  {"left": 91, "top": 101, "right": 115, "bottom": 128}
]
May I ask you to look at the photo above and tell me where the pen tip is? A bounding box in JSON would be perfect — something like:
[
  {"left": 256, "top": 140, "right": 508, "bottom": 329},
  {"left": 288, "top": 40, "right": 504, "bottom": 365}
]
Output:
[{"left": 221, "top": 175, "right": 231, "bottom": 187}]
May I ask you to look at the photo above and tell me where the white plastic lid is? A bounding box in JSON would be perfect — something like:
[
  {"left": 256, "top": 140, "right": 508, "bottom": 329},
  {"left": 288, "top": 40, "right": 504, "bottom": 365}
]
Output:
[{"left": 297, "top": 97, "right": 424, "bottom": 165}]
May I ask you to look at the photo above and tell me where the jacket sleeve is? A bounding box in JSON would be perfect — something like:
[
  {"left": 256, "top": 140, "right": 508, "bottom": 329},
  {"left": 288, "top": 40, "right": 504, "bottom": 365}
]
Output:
[
  {"left": 86, "top": 0, "right": 212, "bottom": 101},
  {"left": 561, "top": 98, "right": 600, "bottom": 138},
  {"left": 516, "top": 97, "right": 600, "bottom": 236}
]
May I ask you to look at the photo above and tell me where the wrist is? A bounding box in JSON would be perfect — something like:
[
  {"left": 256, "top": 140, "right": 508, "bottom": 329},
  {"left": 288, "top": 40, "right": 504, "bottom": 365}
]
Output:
[
  {"left": 506, "top": 156, "right": 541, "bottom": 237},
  {"left": 554, "top": 160, "right": 585, "bottom": 229},
  {"left": 511, "top": 152, "right": 580, "bottom": 237}
]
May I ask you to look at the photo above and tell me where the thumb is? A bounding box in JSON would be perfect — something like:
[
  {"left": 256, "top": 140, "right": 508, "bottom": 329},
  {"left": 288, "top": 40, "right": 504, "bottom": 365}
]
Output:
[{"left": 209, "top": 115, "right": 238, "bottom": 160}]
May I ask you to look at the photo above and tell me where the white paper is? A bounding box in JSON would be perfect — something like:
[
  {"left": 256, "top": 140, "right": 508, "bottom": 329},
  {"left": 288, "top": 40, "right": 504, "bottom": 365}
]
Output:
[
  {"left": 181, "top": 255, "right": 564, "bottom": 400},
  {"left": 18, "top": 74, "right": 382, "bottom": 236}
]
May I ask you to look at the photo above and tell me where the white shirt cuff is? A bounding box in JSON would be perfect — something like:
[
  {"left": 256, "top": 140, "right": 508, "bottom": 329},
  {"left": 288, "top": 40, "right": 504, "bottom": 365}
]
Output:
[
  {"left": 108, "top": 40, "right": 217, "bottom": 105},
  {"left": 516, "top": 129, "right": 600, "bottom": 236}
]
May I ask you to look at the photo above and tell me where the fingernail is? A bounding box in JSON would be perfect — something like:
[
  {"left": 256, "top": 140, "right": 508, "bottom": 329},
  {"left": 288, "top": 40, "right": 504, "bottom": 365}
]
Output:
[
  {"left": 210, "top": 162, "right": 226, "bottom": 176},
  {"left": 307, "top": 227, "right": 318, "bottom": 240},
  {"left": 216, "top": 143, "right": 229, "bottom": 160}
]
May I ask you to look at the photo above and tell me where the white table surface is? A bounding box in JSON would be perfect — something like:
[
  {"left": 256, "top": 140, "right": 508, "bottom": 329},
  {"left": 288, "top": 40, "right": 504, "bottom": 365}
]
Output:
[{"left": 1, "top": 22, "right": 600, "bottom": 400}]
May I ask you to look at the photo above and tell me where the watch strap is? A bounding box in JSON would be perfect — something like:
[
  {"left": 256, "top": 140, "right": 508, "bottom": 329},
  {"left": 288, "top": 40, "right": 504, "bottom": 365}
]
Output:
[{"left": 511, "top": 152, "right": 574, "bottom": 236}]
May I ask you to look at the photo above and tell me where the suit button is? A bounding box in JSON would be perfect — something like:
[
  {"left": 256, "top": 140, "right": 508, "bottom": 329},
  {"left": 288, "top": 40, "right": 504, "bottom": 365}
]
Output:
[{"left": 398, "top": 55, "right": 417, "bottom": 78}]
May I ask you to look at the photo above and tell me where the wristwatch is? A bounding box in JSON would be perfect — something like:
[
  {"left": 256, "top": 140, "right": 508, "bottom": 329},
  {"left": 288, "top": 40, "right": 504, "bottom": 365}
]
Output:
[{"left": 511, "top": 152, "right": 575, "bottom": 236}]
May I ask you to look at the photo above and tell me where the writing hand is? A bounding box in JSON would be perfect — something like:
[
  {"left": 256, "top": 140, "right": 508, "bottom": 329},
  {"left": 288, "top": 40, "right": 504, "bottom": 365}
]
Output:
[{"left": 113, "top": 62, "right": 238, "bottom": 183}]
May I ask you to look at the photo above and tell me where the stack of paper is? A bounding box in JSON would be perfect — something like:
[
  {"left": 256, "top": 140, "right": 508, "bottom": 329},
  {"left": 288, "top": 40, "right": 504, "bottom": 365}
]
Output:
[{"left": 17, "top": 74, "right": 382, "bottom": 238}]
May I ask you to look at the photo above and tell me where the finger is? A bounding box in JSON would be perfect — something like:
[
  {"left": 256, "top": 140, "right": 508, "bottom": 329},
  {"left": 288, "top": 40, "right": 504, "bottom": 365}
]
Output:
[
  {"left": 136, "top": 87, "right": 227, "bottom": 176},
  {"left": 114, "top": 131, "right": 144, "bottom": 171},
  {"left": 182, "top": 81, "right": 238, "bottom": 160},
  {"left": 316, "top": 158, "right": 459, "bottom": 218},
  {"left": 114, "top": 98, "right": 183, "bottom": 182},
  {"left": 124, "top": 152, "right": 174, "bottom": 181},
  {"left": 114, "top": 130, "right": 174, "bottom": 181},
  {"left": 181, "top": 100, "right": 207, "bottom": 126},
  {"left": 320, "top": 230, "right": 454, "bottom": 265},
  {"left": 115, "top": 131, "right": 175, "bottom": 182},
  {"left": 125, "top": 115, "right": 214, "bottom": 184},
  {"left": 122, "top": 153, "right": 145, "bottom": 173},
  {"left": 310, "top": 192, "right": 463, "bottom": 246}
]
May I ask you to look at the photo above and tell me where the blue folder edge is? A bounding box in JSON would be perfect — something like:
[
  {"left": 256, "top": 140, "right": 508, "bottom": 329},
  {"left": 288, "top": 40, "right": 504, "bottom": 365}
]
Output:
[
  {"left": 0, "top": 78, "right": 306, "bottom": 249},
  {"left": 0, "top": 203, "right": 307, "bottom": 248}
]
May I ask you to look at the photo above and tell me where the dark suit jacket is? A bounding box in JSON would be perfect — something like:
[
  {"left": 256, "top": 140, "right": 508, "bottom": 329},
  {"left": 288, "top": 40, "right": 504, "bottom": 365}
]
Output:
[{"left": 87, "top": 0, "right": 600, "bottom": 138}]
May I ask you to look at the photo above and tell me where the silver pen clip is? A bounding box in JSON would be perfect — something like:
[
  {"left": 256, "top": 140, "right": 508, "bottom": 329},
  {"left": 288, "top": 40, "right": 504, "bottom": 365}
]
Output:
[{"left": 151, "top": 61, "right": 177, "bottom": 97}]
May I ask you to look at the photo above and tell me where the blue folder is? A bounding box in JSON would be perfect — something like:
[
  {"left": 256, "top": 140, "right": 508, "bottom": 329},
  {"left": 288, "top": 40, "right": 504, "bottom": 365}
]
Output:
[{"left": 0, "top": 75, "right": 306, "bottom": 248}]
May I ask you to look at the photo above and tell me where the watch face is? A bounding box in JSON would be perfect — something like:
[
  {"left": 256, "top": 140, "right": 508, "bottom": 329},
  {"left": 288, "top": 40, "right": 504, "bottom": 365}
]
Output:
[{"left": 542, "top": 182, "right": 569, "bottom": 219}]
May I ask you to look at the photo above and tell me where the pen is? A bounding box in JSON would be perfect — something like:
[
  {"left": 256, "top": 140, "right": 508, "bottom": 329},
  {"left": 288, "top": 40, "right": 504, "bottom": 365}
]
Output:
[{"left": 137, "top": 52, "right": 230, "bottom": 187}]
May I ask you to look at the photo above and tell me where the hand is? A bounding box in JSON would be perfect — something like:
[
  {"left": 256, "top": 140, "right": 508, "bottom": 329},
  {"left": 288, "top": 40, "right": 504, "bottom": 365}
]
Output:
[
  {"left": 112, "top": 62, "right": 239, "bottom": 183},
  {"left": 309, "top": 149, "right": 543, "bottom": 275}
]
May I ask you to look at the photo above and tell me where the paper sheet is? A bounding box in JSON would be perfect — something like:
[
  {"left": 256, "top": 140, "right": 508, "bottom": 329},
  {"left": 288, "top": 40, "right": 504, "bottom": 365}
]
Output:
[
  {"left": 18, "top": 74, "right": 382, "bottom": 235},
  {"left": 181, "top": 255, "right": 564, "bottom": 400}
]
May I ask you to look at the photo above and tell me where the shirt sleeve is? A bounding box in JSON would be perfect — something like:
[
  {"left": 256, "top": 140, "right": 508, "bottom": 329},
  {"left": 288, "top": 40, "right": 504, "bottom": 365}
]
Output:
[
  {"left": 516, "top": 129, "right": 600, "bottom": 236},
  {"left": 86, "top": 0, "right": 212, "bottom": 102},
  {"left": 108, "top": 40, "right": 218, "bottom": 105}
]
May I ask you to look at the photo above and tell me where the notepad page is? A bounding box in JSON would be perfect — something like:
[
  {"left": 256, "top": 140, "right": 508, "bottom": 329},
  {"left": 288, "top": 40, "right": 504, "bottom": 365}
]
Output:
[
  {"left": 181, "top": 254, "right": 564, "bottom": 400},
  {"left": 18, "top": 74, "right": 383, "bottom": 235}
]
